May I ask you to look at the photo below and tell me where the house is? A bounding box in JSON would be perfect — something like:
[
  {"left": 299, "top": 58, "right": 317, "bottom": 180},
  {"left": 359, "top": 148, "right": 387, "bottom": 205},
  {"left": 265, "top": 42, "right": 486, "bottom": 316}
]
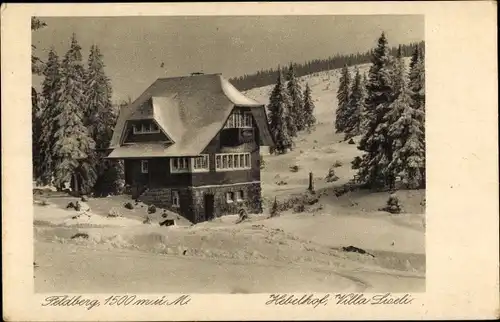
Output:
[{"left": 107, "top": 73, "right": 275, "bottom": 223}]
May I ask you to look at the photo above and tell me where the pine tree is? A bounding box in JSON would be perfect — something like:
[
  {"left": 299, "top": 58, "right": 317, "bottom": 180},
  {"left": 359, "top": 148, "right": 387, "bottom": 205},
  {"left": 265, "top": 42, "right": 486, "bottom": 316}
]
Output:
[
  {"left": 286, "top": 63, "right": 304, "bottom": 133},
  {"left": 268, "top": 70, "right": 293, "bottom": 154},
  {"left": 344, "top": 67, "right": 365, "bottom": 140},
  {"left": 392, "top": 45, "right": 406, "bottom": 97},
  {"left": 359, "top": 72, "right": 370, "bottom": 133},
  {"left": 385, "top": 79, "right": 425, "bottom": 188},
  {"left": 38, "top": 48, "right": 63, "bottom": 185},
  {"left": 84, "top": 44, "right": 115, "bottom": 148},
  {"left": 302, "top": 83, "right": 316, "bottom": 130},
  {"left": 31, "top": 17, "right": 46, "bottom": 182},
  {"left": 84, "top": 44, "right": 123, "bottom": 195},
  {"left": 335, "top": 64, "right": 351, "bottom": 133},
  {"left": 353, "top": 32, "right": 397, "bottom": 190},
  {"left": 408, "top": 44, "right": 426, "bottom": 187},
  {"left": 52, "top": 33, "right": 96, "bottom": 192},
  {"left": 31, "top": 17, "right": 46, "bottom": 75}
]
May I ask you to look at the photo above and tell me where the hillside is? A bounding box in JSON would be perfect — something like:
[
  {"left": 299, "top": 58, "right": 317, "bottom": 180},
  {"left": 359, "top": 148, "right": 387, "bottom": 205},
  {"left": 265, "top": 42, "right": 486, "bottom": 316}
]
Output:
[{"left": 34, "top": 60, "right": 425, "bottom": 293}]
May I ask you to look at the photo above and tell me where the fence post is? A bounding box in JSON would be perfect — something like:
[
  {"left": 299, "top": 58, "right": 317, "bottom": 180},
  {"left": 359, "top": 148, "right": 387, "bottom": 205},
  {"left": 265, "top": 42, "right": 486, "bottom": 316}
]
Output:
[{"left": 308, "top": 172, "right": 315, "bottom": 193}]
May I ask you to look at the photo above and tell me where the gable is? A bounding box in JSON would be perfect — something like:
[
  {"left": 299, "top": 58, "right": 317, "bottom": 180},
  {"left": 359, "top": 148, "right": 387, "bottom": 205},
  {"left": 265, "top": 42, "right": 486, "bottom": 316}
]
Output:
[{"left": 122, "top": 119, "right": 172, "bottom": 144}]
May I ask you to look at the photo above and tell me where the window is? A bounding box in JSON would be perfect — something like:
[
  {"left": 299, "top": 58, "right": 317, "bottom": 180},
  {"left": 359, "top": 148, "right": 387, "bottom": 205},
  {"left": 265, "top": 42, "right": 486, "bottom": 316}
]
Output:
[
  {"left": 226, "top": 192, "right": 234, "bottom": 203},
  {"left": 141, "top": 160, "right": 149, "bottom": 173},
  {"left": 170, "top": 155, "right": 209, "bottom": 173},
  {"left": 133, "top": 121, "right": 160, "bottom": 134},
  {"left": 172, "top": 190, "right": 180, "bottom": 207},
  {"left": 223, "top": 112, "right": 253, "bottom": 129},
  {"left": 235, "top": 190, "right": 244, "bottom": 202},
  {"left": 170, "top": 157, "right": 190, "bottom": 173},
  {"left": 192, "top": 155, "right": 209, "bottom": 172},
  {"left": 215, "top": 153, "right": 251, "bottom": 171}
]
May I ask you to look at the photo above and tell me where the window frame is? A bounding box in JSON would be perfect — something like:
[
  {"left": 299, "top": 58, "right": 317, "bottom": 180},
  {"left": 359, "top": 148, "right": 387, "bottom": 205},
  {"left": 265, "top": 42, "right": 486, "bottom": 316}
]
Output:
[
  {"left": 215, "top": 153, "right": 251, "bottom": 172},
  {"left": 226, "top": 191, "right": 234, "bottom": 203},
  {"left": 235, "top": 190, "right": 244, "bottom": 202},
  {"left": 133, "top": 121, "right": 161, "bottom": 135},
  {"left": 223, "top": 111, "right": 253, "bottom": 129},
  {"left": 172, "top": 190, "right": 180, "bottom": 207},
  {"left": 170, "top": 157, "right": 190, "bottom": 173},
  {"left": 191, "top": 154, "right": 210, "bottom": 173},
  {"left": 141, "top": 160, "right": 149, "bottom": 174}
]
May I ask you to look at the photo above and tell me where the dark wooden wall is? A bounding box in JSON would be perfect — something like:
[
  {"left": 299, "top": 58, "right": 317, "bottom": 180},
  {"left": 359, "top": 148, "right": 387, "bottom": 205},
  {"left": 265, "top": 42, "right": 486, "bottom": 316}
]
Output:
[{"left": 124, "top": 105, "right": 262, "bottom": 189}]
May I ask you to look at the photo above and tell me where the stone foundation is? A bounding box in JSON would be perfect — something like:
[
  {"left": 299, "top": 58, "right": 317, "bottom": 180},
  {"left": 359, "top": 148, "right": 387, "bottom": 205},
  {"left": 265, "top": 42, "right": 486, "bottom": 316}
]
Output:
[
  {"left": 191, "top": 182, "right": 262, "bottom": 223},
  {"left": 138, "top": 182, "right": 262, "bottom": 224}
]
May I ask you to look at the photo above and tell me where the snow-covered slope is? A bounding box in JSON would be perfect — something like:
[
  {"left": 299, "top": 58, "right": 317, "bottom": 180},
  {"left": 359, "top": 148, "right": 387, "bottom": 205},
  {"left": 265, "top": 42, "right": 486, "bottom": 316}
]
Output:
[{"left": 34, "top": 60, "right": 425, "bottom": 293}]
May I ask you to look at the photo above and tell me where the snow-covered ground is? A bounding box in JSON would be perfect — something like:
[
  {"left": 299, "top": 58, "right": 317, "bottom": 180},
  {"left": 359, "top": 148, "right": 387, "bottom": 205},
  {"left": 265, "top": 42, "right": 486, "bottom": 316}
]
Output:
[{"left": 34, "top": 61, "right": 425, "bottom": 293}]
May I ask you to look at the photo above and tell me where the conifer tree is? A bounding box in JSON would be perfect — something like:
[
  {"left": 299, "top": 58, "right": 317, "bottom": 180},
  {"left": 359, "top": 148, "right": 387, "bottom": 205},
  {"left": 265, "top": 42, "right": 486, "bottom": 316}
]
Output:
[
  {"left": 52, "top": 33, "right": 96, "bottom": 192},
  {"left": 31, "top": 17, "right": 46, "bottom": 182},
  {"left": 84, "top": 44, "right": 124, "bottom": 195},
  {"left": 286, "top": 63, "right": 304, "bottom": 133},
  {"left": 353, "top": 32, "right": 397, "bottom": 190},
  {"left": 302, "top": 83, "right": 316, "bottom": 130},
  {"left": 385, "top": 78, "right": 425, "bottom": 188},
  {"left": 84, "top": 44, "right": 115, "bottom": 148},
  {"left": 38, "top": 48, "right": 63, "bottom": 185},
  {"left": 335, "top": 64, "right": 351, "bottom": 133},
  {"left": 344, "top": 67, "right": 365, "bottom": 140},
  {"left": 268, "top": 70, "right": 293, "bottom": 154},
  {"left": 392, "top": 45, "right": 406, "bottom": 97},
  {"left": 408, "top": 44, "right": 426, "bottom": 187}
]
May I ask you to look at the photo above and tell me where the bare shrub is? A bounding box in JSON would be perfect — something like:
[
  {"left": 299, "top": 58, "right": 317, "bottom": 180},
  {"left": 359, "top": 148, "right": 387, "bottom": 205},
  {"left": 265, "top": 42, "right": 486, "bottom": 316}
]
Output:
[
  {"left": 124, "top": 202, "right": 134, "bottom": 210},
  {"left": 347, "top": 138, "right": 355, "bottom": 145},
  {"left": 379, "top": 193, "right": 403, "bottom": 214},
  {"left": 333, "top": 160, "right": 343, "bottom": 168},
  {"left": 107, "top": 207, "right": 122, "bottom": 218},
  {"left": 147, "top": 204, "right": 157, "bottom": 214},
  {"left": 270, "top": 197, "right": 280, "bottom": 217},
  {"left": 325, "top": 168, "right": 339, "bottom": 182},
  {"left": 289, "top": 165, "right": 300, "bottom": 172},
  {"left": 236, "top": 208, "right": 249, "bottom": 224},
  {"left": 293, "top": 204, "right": 305, "bottom": 213},
  {"left": 143, "top": 216, "right": 152, "bottom": 224}
]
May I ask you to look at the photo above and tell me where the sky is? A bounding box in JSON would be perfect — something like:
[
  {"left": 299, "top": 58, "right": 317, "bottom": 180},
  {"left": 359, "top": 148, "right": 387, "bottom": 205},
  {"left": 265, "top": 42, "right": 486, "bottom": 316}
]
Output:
[{"left": 32, "top": 15, "right": 424, "bottom": 102}]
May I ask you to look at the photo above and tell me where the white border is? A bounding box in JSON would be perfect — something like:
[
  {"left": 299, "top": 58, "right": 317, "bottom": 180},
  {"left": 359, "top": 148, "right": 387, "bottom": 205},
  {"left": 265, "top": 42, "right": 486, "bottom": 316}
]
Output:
[{"left": 2, "top": 2, "right": 499, "bottom": 320}]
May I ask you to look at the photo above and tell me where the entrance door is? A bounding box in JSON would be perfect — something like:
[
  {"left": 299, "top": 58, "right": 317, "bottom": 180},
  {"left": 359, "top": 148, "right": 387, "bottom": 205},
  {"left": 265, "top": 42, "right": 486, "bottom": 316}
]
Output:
[{"left": 204, "top": 194, "right": 215, "bottom": 221}]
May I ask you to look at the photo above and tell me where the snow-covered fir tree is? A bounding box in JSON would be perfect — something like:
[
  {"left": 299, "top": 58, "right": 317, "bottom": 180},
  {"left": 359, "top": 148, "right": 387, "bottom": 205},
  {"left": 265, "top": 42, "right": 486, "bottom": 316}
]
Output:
[
  {"left": 385, "top": 74, "right": 425, "bottom": 189},
  {"left": 52, "top": 33, "right": 97, "bottom": 192},
  {"left": 84, "top": 44, "right": 124, "bottom": 195},
  {"left": 84, "top": 44, "right": 115, "bottom": 148},
  {"left": 358, "top": 72, "right": 370, "bottom": 133},
  {"left": 353, "top": 32, "right": 397, "bottom": 190},
  {"left": 335, "top": 64, "right": 351, "bottom": 133},
  {"left": 38, "top": 48, "right": 62, "bottom": 185},
  {"left": 302, "top": 83, "right": 316, "bottom": 130},
  {"left": 286, "top": 63, "right": 304, "bottom": 133},
  {"left": 392, "top": 45, "right": 406, "bottom": 97},
  {"left": 31, "top": 17, "right": 46, "bottom": 182},
  {"left": 268, "top": 69, "right": 293, "bottom": 154},
  {"left": 408, "top": 44, "right": 426, "bottom": 187},
  {"left": 343, "top": 67, "right": 365, "bottom": 140}
]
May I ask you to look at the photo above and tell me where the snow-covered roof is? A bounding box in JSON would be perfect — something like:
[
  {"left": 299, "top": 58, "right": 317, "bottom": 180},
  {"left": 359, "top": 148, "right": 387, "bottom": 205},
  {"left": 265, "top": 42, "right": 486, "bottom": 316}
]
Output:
[{"left": 108, "top": 74, "right": 272, "bottom": 158}]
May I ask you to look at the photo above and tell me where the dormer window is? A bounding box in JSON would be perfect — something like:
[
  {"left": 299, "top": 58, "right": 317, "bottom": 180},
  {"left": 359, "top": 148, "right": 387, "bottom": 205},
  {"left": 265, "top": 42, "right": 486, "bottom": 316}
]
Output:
[
  {"left": 224, "top": 111, "right": 253, "bottom": 129},
  {"left": 133, "top": 121, "right": 160, "bottom": 134}
]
